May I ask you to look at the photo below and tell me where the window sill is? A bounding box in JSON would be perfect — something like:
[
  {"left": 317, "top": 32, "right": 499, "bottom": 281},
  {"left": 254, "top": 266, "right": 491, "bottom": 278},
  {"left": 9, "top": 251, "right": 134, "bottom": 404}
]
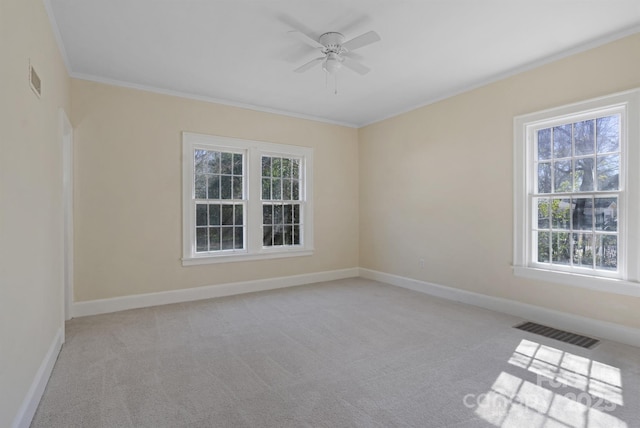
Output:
[
  {"left": 513, "top": 266, "right": 640, "bottom": 297},
  {"left": 182, "top": 248, "right": 314, "bottom": 266}
]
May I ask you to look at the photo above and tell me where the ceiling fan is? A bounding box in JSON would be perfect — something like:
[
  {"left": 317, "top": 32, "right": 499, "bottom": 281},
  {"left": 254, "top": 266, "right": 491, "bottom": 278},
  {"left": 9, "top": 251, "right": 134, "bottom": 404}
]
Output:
[{"left": 290, "top": 29, "right": 381, "bottom": 76}]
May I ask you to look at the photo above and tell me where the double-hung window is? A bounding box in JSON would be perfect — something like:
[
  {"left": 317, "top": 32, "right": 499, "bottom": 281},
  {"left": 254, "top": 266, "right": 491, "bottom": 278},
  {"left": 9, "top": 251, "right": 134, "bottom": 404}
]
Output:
[
  {"left": 193, "top": 149, "right": 245, "bottom": 252},
  {"left": 514, "top": 89, "right": 640, "bottom": 296},
  {"left": 261, "top": 155, "right": 303, "bottom": 247},
  {"left": 182, "top": 133, "right": 313, "bottom": 265}
]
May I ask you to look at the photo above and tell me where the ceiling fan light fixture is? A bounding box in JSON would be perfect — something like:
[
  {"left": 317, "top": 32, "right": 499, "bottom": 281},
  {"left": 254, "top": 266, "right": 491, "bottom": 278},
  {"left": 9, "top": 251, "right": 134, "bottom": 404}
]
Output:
[{"left": 322, "top": 53, "right": 342, "bottom": 74}]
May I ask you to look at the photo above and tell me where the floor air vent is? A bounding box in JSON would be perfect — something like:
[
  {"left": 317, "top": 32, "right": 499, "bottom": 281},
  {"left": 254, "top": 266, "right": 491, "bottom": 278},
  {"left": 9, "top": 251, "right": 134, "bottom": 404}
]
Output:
[{"left": 514, "top": 321, "right": 599, "bottom": 349}]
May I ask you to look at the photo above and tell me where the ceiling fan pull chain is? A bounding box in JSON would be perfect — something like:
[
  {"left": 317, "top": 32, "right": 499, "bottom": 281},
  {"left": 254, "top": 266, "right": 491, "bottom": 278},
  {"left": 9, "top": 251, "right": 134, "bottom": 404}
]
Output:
[{"left": 334, "top": 73, "right": 338, "bottom": 95}]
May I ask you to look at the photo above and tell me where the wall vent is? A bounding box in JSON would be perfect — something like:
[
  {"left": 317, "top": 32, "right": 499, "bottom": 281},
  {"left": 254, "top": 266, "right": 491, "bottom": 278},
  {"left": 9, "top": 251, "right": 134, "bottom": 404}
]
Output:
[
  {"left": 30, "top": 62, "right": 41, "bottom": 98},
  {"left": 514, "top": 321, "right": 599, "bottom": 349}
]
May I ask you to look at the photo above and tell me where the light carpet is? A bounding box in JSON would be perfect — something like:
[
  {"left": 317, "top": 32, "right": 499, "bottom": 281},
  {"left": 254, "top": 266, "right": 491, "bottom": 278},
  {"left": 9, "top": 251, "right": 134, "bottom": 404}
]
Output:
[{"left": 31, "top": 278, "right": 640, "bottom": 427}]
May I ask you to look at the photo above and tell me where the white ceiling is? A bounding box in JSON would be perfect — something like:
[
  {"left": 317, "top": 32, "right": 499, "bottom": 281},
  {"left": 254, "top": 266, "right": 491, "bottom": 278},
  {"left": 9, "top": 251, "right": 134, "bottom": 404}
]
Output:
[{"left": 46, "top": 0, "right": 640, "bottom": 127}]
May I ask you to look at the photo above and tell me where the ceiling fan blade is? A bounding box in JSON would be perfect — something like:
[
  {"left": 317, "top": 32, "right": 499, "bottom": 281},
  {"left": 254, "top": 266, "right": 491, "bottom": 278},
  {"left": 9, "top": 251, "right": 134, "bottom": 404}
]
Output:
[
  {"left": 342, "top": 50, "right": 365, "bottom": 61},
  {"left": 341, "top": 30, "right": 381, "bottom": 51},
  {"left": 342, "top": 57, "right": 370, "bottom": 75},
  {"left": 294, "top": 57, "right": 324, "bottom": 73},
  {"left": 288, "top": 30, "right": 324, "bottom": 49}
]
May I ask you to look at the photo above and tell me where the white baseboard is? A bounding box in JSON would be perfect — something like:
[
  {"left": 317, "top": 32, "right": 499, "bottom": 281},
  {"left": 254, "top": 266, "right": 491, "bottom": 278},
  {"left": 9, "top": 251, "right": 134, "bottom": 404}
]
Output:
[
  {"left": 70, "top": 266, "right": 639, "bottom": 348},
  {"left": 12, "top": 328, "right": 63, "bottom": 428},
  {"left": 360, "top": 268, "right": 640, "bottom": 349},
  {"left": 72, "top": 268, "right": 359, "bottom": 317}
]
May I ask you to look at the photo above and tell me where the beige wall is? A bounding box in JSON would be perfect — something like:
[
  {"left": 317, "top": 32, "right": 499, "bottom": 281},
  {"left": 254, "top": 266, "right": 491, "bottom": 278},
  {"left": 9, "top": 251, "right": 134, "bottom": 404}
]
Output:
[
  {"left": 71, "top": 79, "right": 359, "bottom": 301},
  {"left": 359, "top": 33, "right": 640, "bottom": 330},
  {"left": 0, "top": 0, "right": 71, "bottom": 425}
]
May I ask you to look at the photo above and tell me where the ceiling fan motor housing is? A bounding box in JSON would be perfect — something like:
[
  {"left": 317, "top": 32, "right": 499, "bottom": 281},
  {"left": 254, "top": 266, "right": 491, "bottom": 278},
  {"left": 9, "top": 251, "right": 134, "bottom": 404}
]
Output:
[{"left": 319, "top": 32, "right": 345, "bottom": 53}]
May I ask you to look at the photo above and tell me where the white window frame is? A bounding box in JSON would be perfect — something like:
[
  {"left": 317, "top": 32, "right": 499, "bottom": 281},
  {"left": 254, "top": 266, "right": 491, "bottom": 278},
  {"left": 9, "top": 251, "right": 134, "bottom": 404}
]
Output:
[
  {"left": 513, "top": 89, "right": 640, "bottom": 297},
  {"left": 182, "top": 132, "right": 314, "bottom": 265}
]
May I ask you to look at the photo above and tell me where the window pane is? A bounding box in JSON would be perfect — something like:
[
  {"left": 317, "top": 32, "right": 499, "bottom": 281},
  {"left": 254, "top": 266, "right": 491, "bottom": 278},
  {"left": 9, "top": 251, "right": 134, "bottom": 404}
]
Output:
[
  {"left": 273, "top": 225, "right": 283, "bottom": 245},
  {"left": 209, "top": 204, "right": 220, "bottom": 225},
  {"left": 195, "top": 150, "right": 207, "bottom": 173},
  {"left": 221, "top": 152, "right": 233, "bottom": 174},
  {"left": 293, "top": 204, "right": 300, "bottom": 223},
  {"left": 262, "top": 178, "right": 271, "bottom": 200},
  {"left": 283, "top": 178, "right": 291, "bottom": 200},
  {"left": 274, "top": 204, "right": 283, "bottom": 224},
  {"left": 291, "top": 159, "right": 300, "bottom": 179},
  {"left": 207, "top": 151, "right": 220, "bottom": 174},
  {"left": 553, "top": 124, "right": 572, "bottom": 158},
  {"left": 536, "top": 198, "right": 550, "bottom": 229},
  {"left": 595, "top": 197, "right": 617, "bottom": 231},
  {"left": 263, "top": 226, "right": 273, "bottom": 246},
  {"left": 272, "top": 178, "right": 282, "bottom": 200},
  {"left": 272, "top": 158, "right": 282, "bottom": 178},
  {"left": 537, "top": 231, "right": 550, "bottom": 263},
  {"left": 538, "top": 163, "right": 551, "bottom": 193},
  {"left": 284, "top": 204, "right": 293, "bottom": 224},
  {"left": 596, "top": 235, "right": 617, "bottom": 271},
  {"left": 282, "top": 158, "right": 291, "bottom": 178},
  {"left": 597, "top": 154, "right": 619, "bottom": 191},
  {"left": 262, "top": 156, "right": 271, "bottom": 177},
  {"left": 195, "top": 175, "right": 206, "bottom": 199},
  {"left": 597, "top": 115, "right": 619, "bottom": 154},
  {"left": 209, "top": 227, "right": 221, "bottom": 251},
  {"left": 553, "top": 160, "right": 571, "bottom": 192},
  {"left": 234, "top": 204, "right": 243, "bottom": 226},
  {"left": 233, "top": 153, "right": 243, "bottom": 175},
  {"left": 221, "top": 227, "right": 234, "bottom": 250},
  {"left": 538, "top": 128, "right": 551, "bottom": 160},
  {"left": 293, "top": 225, "right": 300, "bottom": 245},
  {"left": 284, "top": 225, "right": 293, "bottom": 245},
  {"left": 221, "top": 204, "right": 233, "bottom": 225},
  {"left": 574, "top": 120, "right": 594, "bottom": 156},
  {"left": 207, "top": 175, "right": 220, "bottom": 199},
  {"left": 196, "top": 204, "right": 208, "bottom": 226},
  {"left": 573, "top": 158, "right": 594, "bottom": 192},
  {"left": 196, "top": 227, "right": 208, "bottom": 252},
  {"left": 572, "top": 197, "right": 593, "bottom": 231},
  {"left": 271, "top": 178, "right": 282, "bottom": 199},
  {"left": 573, "top": 233, "right": 594, "bottom": 268},
  {"left": 552, "top": 232, "right": 570, "bottom": 265},
  {"left": 234, "top": 227, "right": 243, "bottom": 249},
  {"left": 551, "top": 198, "right": 570, "bottom": 229},
  {"left": 292, "top": 179, "right": 300, "bottom": 200},
  {"left": 232, "top": 177, "right": 243, "bottom": 199},
  {"left": 221, "top": 175, "right": 232, "bottom": 199},
  {"left": 263, "top": 204, "right": 273, "bottom": 225}
]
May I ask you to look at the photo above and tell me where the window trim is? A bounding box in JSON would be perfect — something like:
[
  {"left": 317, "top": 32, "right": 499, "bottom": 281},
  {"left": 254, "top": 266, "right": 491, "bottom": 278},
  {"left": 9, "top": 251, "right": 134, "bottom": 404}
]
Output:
[
  {"left": 513, "top": 89, "right": 640, "bottom": 297},
  {"left": 182, "top": 132, "right": 314, "bottom": 265}
]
